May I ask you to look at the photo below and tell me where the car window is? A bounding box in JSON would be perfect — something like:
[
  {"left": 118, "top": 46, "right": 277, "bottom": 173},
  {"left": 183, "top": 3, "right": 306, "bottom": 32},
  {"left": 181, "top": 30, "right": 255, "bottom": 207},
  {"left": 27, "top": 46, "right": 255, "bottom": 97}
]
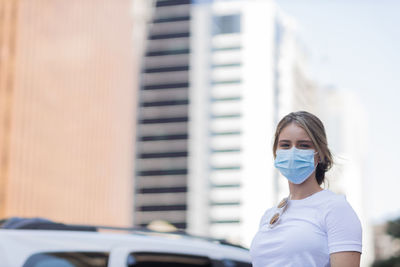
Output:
[
  {"left": 220, "top": 259, "right": 252, "bottom": 267},
  {"left": 127, "top": 252, "right": 212, "bottom": 267},
  {"left": 23, "top": 252, "right": 109, "bottom": 267}
]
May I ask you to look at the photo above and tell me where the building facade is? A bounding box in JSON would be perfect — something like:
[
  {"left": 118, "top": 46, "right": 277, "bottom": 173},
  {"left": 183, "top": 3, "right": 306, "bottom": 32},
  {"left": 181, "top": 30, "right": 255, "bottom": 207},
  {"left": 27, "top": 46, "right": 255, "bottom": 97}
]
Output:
[
  {"left": 0, "top": 0, "right": 140, "bottom": 226},
  {"left": 134, "top": 0, "right": 192, "bottom": 230},
  {"left": 189, "top": 0, "right": 278, "bottom": 246},
  {"left": 135, "top": 0, "right": 314, "bottom": 246}
]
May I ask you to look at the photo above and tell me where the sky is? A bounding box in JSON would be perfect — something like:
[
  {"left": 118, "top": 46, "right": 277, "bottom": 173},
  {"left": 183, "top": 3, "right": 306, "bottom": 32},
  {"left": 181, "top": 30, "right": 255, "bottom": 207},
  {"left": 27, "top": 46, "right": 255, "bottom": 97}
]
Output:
[{"left": 275, "top": 0, "right": 400, "bottom": 223}]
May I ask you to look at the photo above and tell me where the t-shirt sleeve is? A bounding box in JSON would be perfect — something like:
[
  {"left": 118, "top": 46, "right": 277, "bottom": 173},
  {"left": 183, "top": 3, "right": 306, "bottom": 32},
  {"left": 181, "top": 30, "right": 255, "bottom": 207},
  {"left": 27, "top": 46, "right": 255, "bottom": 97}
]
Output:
[{"left": 324, "top": 196, "right": 362, "bottom": 254}]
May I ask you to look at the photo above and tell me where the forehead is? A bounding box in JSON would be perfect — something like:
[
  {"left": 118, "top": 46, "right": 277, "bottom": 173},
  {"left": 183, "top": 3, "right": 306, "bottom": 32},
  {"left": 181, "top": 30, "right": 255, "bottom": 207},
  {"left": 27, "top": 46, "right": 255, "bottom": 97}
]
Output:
[{"left": 278, "top": 123, "right": 311, "bottom": 141}]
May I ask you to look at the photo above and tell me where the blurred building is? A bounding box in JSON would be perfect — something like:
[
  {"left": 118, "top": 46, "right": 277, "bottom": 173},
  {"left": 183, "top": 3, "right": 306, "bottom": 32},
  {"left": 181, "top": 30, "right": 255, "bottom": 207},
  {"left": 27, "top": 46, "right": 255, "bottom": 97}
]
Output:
[
  {"left": 0, "top": 0, "right": 144, "bottom": 226},
  {"left": 317, "top": 86, "right": 373, "bottom": 267},
  {"left": 135, "top": 0, "right": 315, "bottom": 246},
  {"left": 134, "top": 0, "right": 192, "bottom": 230},
  {"left": 274, "top": 10, "right": 317, "bottom": 120},
  {"left": 272, "top": 7, "right": 318, "bottom": 204}
]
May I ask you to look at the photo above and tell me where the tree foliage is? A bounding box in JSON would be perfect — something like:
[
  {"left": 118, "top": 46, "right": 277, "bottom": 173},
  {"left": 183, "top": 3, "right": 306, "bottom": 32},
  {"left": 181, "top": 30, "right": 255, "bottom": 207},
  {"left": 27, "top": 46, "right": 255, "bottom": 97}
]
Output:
[
  {"left": 387, "top": 218, "right": 400, "bottom": 239},
  {"left": 372, "top": 256, "right": 400, "bottom": 267},
  {"left": 372, "top": 217, "right": 400, "bottom": 267}
]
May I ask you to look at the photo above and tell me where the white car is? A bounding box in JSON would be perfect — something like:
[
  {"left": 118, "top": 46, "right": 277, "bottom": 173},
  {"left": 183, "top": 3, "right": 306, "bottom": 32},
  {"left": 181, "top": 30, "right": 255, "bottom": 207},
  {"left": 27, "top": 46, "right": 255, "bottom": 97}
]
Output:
[{"left": 0, "top": 218, "right": 252, "bottom": 267}]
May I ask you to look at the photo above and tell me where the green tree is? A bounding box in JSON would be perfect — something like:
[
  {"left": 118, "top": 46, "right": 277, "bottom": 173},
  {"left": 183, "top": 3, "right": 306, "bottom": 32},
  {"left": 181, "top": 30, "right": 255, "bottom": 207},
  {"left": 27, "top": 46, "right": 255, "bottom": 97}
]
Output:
[{"left": 372, "top": 217, "right": 400, "bottom": 267}]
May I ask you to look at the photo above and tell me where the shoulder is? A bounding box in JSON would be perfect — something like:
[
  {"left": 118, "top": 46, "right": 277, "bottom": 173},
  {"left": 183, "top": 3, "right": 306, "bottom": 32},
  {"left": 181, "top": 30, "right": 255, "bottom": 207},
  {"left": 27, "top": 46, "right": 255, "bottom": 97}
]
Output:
[{"left": 319, "top": 190, "right": 357, "bottom": 215}]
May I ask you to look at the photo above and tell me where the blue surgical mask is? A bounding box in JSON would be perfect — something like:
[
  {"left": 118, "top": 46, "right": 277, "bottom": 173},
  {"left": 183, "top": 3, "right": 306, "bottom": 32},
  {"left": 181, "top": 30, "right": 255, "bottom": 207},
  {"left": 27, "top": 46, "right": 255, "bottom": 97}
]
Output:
[{"left": 274, "top": 147, "right": 316, "bottom": 184}]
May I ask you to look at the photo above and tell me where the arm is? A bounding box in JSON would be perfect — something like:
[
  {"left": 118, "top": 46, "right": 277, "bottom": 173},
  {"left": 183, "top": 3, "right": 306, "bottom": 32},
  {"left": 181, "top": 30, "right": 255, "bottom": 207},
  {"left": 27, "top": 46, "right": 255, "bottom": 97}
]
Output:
[{"left": 330, "top": 251, "right": 361, "bottom": 267}]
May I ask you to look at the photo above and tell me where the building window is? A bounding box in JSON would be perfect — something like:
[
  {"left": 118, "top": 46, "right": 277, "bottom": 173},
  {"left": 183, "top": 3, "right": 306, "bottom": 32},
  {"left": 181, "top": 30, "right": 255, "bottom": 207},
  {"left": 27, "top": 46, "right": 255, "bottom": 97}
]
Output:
[
  {"left": 137, "top": 204, "right": 187, "bottom": 211},
  {"left": 213, "top": 14, "right": 241, "bottom": 35}
]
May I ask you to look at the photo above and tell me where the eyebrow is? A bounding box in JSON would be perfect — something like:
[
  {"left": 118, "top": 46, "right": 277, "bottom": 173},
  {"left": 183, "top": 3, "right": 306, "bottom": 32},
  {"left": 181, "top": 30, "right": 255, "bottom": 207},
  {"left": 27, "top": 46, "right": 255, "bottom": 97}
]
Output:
[{"left": 278, "top": 140, "right": 312, "bottom": 143}]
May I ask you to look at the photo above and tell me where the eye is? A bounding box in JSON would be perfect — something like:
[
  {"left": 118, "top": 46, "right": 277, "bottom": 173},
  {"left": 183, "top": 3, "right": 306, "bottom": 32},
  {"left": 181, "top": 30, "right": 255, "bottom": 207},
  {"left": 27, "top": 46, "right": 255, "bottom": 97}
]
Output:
[
  {"left": 279, "top": 143, "right": 291, "bottom": 149},
  {"left": 298, "top": 144, "right": 310, "bottom": 148},
  {"left": 297, "top": 142, "right": 313, "bottom": 149}
]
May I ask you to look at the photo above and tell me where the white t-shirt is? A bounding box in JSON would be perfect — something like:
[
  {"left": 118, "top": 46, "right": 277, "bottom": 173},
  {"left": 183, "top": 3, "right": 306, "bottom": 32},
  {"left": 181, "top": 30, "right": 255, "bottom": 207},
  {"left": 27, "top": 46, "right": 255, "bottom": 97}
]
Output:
[{"left": 250, "top": 189, "right": 362, "bottom": 267}]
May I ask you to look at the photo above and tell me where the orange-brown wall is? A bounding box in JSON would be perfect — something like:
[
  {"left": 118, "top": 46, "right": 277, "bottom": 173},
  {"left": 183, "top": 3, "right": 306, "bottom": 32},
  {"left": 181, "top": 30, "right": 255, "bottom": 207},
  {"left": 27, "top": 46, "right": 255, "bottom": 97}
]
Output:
[{"left": 0, "top": 0, "right": 138, "bottom": 226}]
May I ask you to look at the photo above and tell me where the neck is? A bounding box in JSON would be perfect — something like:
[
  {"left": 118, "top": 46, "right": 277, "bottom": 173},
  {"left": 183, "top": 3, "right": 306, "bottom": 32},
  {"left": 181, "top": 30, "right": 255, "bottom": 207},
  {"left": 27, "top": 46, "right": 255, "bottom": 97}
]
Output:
[{"left": 288, "top": 175, "right": 322, "bottom": 200}]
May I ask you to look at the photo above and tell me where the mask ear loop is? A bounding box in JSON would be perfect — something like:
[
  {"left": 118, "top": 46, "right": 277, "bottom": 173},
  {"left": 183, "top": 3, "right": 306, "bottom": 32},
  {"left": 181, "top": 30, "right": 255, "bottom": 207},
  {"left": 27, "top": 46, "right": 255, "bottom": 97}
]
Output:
[{"left": 314, "top": 151, "right": 322, "bottom": 164}]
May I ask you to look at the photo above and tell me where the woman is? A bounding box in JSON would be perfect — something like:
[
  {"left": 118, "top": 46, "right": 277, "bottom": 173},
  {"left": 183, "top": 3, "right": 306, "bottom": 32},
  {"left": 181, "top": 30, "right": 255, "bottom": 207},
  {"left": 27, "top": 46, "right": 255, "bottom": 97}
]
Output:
[{"left": 250, "top": 111, "right": 362, "bottom": 267}]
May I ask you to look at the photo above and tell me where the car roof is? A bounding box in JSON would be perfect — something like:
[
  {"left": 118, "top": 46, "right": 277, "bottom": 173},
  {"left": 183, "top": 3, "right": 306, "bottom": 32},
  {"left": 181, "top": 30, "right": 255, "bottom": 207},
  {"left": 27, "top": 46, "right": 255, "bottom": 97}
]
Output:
[
  {"left": 0, "top": 229, "right": 251, "bottom": 264},
  {"left": 0, "top": 217, "right": 251, "bottom": 266}
]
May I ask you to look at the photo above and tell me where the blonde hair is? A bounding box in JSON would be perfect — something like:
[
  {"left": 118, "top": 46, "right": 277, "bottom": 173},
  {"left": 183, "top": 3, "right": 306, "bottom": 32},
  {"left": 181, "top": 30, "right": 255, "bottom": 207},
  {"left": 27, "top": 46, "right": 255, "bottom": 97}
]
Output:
[{"left": 273, "top": 111, "right": 333, "bottom": 185}]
